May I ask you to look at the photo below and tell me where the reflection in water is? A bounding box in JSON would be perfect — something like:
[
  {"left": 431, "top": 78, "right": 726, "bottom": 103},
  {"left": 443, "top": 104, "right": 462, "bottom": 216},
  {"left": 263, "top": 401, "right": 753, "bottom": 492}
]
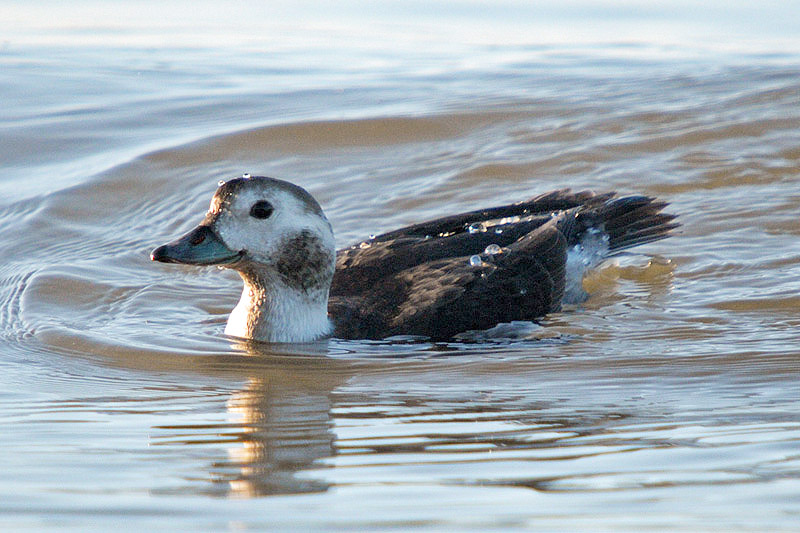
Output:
[
  {"left": 146, "top": 334, "right": 800, "bottom": 502},
  {"left": 151, "top": 342, "right": 346, "bottom": 497},
  {"left": 223, "top": 375, "right": 335, "bottom": 497}
]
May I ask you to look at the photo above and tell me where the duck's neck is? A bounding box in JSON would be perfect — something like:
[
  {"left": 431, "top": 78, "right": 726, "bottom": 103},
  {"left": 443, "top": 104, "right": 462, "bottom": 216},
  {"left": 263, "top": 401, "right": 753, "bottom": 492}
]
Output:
[{"left": 224, "top": 268, "right": 332, "bottom": 343}]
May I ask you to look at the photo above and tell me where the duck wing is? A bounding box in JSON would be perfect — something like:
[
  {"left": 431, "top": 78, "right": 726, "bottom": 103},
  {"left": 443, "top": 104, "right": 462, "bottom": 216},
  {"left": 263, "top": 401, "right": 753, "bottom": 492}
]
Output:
[
  {"left": 331, "top": 189, "right": 608, "bottom": 297},
  {"left": 330, "top": 217, "right": 567, "bottom": 340},
  {"left": 329, "top": 189, "right": 678, "bottom": 340}
]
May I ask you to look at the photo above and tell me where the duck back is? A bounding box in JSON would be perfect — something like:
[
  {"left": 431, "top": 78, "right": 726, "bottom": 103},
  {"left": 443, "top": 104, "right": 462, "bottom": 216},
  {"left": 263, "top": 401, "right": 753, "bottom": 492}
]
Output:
[{"left": 330, "top": 189, "right": 677, "bottom": 340}]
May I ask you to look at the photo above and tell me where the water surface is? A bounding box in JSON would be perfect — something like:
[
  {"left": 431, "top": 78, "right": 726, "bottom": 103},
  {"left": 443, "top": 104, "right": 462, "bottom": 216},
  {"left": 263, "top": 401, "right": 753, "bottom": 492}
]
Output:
[{"left": 2, "top": 1, "right": 800, "bottom": 531}]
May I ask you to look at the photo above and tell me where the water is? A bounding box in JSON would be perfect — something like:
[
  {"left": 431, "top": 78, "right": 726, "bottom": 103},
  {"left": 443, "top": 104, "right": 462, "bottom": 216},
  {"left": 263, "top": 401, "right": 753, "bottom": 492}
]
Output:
[{"left": 2, "top": 1, "right": 800, "bottom": 530}]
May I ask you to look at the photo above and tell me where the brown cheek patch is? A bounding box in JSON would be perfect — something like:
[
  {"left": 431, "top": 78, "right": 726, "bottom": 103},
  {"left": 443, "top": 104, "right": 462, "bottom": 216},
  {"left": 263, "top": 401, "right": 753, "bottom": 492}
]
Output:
[{"left": 276, "top": 230, "right": 334, "bottom": 292}]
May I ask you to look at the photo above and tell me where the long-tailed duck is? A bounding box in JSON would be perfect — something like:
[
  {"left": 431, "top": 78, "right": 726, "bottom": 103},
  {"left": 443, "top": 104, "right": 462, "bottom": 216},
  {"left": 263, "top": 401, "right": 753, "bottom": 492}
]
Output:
[{"left": 151, "top": 176, "right": 678, "bottom": 342}]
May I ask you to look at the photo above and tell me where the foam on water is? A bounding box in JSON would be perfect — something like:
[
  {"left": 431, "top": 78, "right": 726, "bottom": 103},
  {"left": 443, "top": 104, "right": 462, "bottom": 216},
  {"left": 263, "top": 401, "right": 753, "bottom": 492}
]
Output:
[{"left": 563, "top": 228, "right": 612, "bottom": 305}]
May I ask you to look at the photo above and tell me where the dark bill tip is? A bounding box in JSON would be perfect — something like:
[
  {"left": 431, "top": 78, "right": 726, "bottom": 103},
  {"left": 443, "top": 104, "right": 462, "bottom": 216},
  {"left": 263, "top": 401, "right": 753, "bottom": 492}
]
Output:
[{"left": 150, "top": 244, "right": 176, "bottom": 263}]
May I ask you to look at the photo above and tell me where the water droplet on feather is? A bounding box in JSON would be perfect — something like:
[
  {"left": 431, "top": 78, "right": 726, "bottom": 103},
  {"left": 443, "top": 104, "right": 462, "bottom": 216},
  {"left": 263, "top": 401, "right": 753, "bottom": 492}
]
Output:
[
  {"left": 467, "top": 222, "right": 487, "bottom": 234},
  {"left": 484, "top": 244, "right": 502, "bottom": 255},
  {"left": 469, "top": 255, "right": 483, "bottom": 266}
]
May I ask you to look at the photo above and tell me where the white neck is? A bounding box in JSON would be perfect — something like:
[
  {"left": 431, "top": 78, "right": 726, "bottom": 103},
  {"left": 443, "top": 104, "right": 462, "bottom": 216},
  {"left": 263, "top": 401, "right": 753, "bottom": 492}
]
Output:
[{"left": 224, "top": 271, "right": 332, "bottom": 343}]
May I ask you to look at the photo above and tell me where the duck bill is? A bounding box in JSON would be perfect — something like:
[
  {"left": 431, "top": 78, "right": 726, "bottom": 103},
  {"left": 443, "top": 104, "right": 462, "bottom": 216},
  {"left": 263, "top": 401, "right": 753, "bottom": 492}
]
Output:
[{"left": 150, "top": 225, "right": 244, "bottom": 266}]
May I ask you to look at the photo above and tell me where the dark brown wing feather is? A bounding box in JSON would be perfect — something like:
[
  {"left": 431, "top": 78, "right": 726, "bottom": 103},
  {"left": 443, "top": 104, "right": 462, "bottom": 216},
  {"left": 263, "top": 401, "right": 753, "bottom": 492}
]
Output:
[
  {"left": 330, "top": 219, "right": 567, "bottom": 340},
  {"left": 332, "top": 189, "right": 604, "bottom": 297},
  {"left": 329, "top": 189, "right": 677, "bottom": 340}
]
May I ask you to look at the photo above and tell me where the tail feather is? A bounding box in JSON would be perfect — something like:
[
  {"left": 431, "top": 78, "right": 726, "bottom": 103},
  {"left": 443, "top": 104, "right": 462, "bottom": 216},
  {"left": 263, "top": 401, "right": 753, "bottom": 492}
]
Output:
[
  {"left": 578, "top": 195, "right": 679, "bottom": 253},
  {"left": 607, "top": 221, "right": 680, "bottom": 252}
]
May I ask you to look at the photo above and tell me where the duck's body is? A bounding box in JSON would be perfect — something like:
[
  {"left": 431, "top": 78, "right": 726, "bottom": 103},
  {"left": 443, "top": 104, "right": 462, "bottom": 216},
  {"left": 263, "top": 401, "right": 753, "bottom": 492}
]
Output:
[{"left": 152, "top": 176, "right": 678, "bottom": 343}]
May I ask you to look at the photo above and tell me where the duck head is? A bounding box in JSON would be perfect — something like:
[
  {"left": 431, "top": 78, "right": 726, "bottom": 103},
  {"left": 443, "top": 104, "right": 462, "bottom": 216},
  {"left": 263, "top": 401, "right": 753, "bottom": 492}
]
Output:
[{"left": 151, "top": 176, "right": 336, "bottom": 342}]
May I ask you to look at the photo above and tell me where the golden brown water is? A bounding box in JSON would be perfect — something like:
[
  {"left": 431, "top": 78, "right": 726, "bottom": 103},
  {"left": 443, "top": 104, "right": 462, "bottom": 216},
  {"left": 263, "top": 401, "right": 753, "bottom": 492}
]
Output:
[{"left": 2, "top": 1, "right": 800, "bottom": 531}]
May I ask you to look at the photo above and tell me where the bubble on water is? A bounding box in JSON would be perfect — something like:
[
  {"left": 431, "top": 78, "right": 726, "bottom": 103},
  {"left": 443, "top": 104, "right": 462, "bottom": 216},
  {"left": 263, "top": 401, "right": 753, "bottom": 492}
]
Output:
[
  {"left": 467, "top": 222, "right": 487, "bottom": 234},
  {"left": 469, "top": 255, "right": 483, "bottom": 266},
  {"left": 242, "top": 173, "right": 251, "bottom": 179},
  {"left": 484, "top": 244, "right": 502, "bottom": 255}
]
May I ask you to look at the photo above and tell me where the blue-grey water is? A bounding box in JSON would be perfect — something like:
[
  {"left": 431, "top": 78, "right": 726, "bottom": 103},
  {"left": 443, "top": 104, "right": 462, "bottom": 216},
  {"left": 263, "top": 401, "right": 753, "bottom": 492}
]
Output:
[{"left": 2, "top": 1, "right": 800, "bottom": 531}]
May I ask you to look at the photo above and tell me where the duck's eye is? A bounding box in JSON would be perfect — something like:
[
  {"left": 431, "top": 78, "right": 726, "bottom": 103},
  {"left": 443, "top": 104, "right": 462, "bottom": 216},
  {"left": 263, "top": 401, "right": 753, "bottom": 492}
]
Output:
[{"left": 249, "top": 200, "right": 274, "bottom": 219}]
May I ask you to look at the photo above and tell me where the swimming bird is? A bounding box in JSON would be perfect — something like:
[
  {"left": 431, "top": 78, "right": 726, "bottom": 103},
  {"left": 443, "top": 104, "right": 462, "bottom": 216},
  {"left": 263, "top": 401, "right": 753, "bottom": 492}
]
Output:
[{"left": 151, "top": 176, "right": 678, "bottom": 342}]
